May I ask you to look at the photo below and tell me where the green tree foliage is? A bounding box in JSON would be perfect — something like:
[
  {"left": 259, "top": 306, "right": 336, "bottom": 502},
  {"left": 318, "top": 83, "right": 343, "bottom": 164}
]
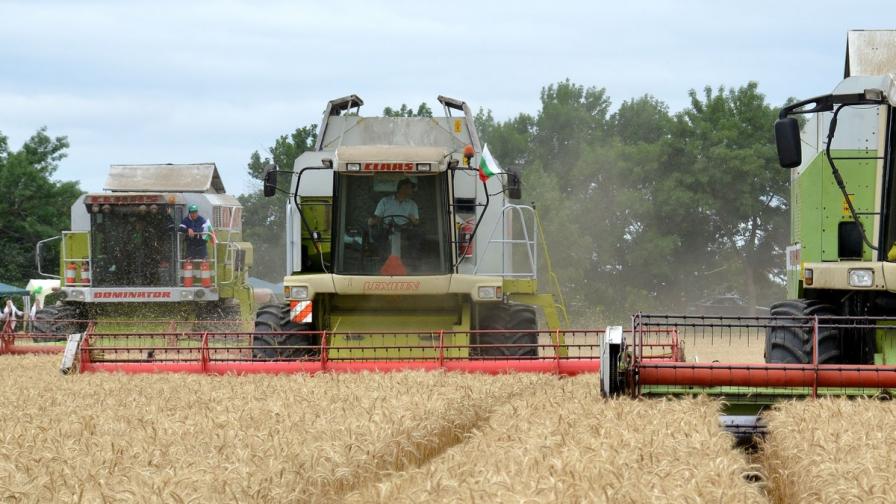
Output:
[
  {"left": 478, "top": 81, "right": 788, "bottom": 321},
  {"left": 383, "top": 103, "right": 433, "bottom": 118},
  {"left": 239, "top": 126, "right": 317, "bottom": 282},
  {"left": 0, "top": 128, "right": 81, "bottom": 287},
  {"left": 670, "top": 83, "right": 788, "bottom": 307},
  {"left": 474, "top": 108, "right": 535, "bottom": 172}
]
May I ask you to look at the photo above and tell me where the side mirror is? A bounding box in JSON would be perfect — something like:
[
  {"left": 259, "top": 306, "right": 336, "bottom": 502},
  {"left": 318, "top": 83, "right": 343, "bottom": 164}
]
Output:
[
  {"left": 262, "top": 164, "right": 278, "bottom": 197},
  {"left": 775, "top": 117, "right": 801, "bottom": 168},
  {"left": 507, "top": 170, "right": 522, "bottom": 200}
]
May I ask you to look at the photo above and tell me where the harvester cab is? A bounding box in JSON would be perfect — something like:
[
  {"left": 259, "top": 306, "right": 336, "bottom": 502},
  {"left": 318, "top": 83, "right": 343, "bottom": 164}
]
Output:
[
  {"left": 32, "top": 163, "right": 256, "bottom": 342},
  {"left": 251, "top": 94, "right": 570, "bottom": 361}
]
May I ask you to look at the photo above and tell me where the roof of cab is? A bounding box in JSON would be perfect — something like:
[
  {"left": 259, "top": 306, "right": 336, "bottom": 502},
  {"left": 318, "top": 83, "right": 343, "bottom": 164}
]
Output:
[{"left": 104, "top": 163, "right": 226, "bottom": 194}]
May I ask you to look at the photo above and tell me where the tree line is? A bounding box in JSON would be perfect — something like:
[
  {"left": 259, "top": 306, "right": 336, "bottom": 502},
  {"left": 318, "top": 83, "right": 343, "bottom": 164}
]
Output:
[
  {"left": 0, "top": 129, "right": 81, "bottom": 287},
  {"left": 1, "top": 79, "right": 788, "bottom": 322}
]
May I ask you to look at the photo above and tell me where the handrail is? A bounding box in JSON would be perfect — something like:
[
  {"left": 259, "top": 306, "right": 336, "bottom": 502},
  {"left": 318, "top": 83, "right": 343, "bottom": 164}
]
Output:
[
  {"left": 474, "top": 204, "right": 538, "bottom": 278},
  {"left": 178, "top": 231, "right": 218, "bottom": 286},
  {"left": 61, "top": 231, "right": 92, "bottom": 286},
  {"left": 220, "top": 242, "right": 242, "bottom": 285},
  {"left": 36, "top": 235, "right": 62, "bottom": 279}
]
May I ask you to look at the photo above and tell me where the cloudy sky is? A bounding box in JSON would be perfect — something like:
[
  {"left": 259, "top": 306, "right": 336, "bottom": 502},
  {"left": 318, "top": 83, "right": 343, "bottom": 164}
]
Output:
[{"left": 0, "top": 0, "right": 891, "bottom": 193}]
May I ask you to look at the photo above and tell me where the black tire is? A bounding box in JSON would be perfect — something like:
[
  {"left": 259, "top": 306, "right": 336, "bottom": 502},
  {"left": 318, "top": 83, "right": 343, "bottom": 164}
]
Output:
[
  {"left": 32, "top": 303, "right": 87, "bottom": 343},
  {"left": 765, "top": 299, "right": 842, "bottom": 364},
  {"left": 474, "top": 303, "right": 538, "bottom": 358},
  {"left": 252, "top": 303, "right": 318, "bottom": 359}
]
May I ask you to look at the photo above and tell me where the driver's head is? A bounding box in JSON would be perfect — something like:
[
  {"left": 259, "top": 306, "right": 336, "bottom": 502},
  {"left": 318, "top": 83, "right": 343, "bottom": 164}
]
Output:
[{"left": 396, "top": 178, "right": 415, "bottom": 197}]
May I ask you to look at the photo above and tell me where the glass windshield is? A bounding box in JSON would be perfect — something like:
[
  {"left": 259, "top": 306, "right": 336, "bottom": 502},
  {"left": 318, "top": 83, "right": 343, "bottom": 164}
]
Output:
[
  {"left": 334, "top": 172, "right": 450, "bottom": 275},
  {"left": 91, "top": 206, "right": 179, "bottom": 286}
]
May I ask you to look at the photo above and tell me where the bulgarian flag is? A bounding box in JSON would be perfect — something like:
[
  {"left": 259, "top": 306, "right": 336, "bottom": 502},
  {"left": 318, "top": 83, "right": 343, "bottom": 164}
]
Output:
[
  {"left": 478, "top": 143, "right": 504, "bottom": 182},
  {"left": 202, "top": 220, "right": 218, "bottom": 244}
]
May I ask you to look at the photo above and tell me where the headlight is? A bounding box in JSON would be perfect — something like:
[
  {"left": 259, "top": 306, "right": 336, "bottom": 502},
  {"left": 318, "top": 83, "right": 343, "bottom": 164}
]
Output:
[
  {"left": 477, "top": 286, "right": 502, "bottom": 300},
  {"left": 68, "top": 289, "right": 85, "bottom": 300},
  {"left": 288, "top": 286, "right": 310, "bottom": 300},
  {"left": 804, "top": 268, "right": 813, "bottom": 286},
  {"left": 180, "top": 290, "right": 194, "bottom": 300},
  {"left": 346, "top": 163, "right": 361, "bottom": 171},
  {"left": 416, "top": 163, "right": 432, "bottom": 172},
  {"left": 848, "top": 269, "right": 873, "bottom": 287}
]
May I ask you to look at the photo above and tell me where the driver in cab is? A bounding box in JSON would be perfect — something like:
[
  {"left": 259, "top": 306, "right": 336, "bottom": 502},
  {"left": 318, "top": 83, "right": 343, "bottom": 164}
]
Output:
[{"left": 368, "top": 178, "right": 419, "bottom": 227}]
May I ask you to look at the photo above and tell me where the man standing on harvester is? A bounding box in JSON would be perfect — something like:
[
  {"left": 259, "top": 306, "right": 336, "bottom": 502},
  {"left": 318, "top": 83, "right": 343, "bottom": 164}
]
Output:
[{"left": 179, "top": 204, "right": 212, "bottom": 259}]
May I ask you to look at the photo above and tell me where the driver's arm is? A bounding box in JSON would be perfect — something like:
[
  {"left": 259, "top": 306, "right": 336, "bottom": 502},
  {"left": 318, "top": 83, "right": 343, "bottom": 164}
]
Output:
[
  {"left": 408, "top": 201, "right": 420, "bottom": 225},
  {"left": 369, "top": 197, "right": 385, "bottom": 226}
]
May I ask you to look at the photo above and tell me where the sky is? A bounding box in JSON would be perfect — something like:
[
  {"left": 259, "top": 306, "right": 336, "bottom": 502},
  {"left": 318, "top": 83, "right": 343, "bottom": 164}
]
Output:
[{"left": 0, "top": 0, "right": 892, "bottom": 193}]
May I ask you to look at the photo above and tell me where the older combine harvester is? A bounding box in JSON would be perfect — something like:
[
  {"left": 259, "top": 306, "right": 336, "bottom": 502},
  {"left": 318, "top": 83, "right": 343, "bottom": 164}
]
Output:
[{"left": 9, "top": 163, "right": 256, "bottom": 361}]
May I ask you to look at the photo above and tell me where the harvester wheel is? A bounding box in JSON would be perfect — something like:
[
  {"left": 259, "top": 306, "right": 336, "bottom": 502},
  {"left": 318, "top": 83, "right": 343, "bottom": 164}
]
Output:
[
  {"left": 31, "top": 303, "right": 87, "bottom": 343},
  {"left": 765, "top": 299, "right": 842, "bottom": 364},
  {"left": 252, "top": 303, "right": 317, "bottom": 359},
  {"left": 474, "top": 303, "right": 538, "bottom": 358}
]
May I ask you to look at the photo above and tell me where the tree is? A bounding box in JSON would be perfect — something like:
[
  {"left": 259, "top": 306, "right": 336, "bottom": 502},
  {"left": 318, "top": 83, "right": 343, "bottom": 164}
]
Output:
[
  {"left": 0, "top": 127, "right": 81, "bottom": 287},
  {"left": 667, "top": 83, "right": 788, "bottom": 310},
  {"left": 239, "top": 126, "right": 317, "bottom": 282},
  {"left": 479, "top": 80, "right": 786, "bottom": 322},
  {"left": 610, "top": 94, "right": 673, "bottom": 145},
  {"left": 382, "top": 103, "right": 433, "bottom": 118},
  {"left": 474, "top": 108, "right": 535, "bottom": 172},
  {"left": 532, "top": 79, "right": 611, "bottom": 187}
]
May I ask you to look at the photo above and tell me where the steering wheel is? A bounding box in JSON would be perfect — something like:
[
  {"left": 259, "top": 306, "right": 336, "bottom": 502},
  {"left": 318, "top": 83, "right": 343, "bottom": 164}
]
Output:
[{"left": 377, "top": 214, "right": 414, "bottom": 233}]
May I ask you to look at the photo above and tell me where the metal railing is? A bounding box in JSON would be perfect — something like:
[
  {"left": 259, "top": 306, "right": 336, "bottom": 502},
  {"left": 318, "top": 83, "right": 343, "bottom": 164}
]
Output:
[
  {"left": 176, "top": 231, "right": 218, "bottom": 287},
  {"left": 474, "top": 204, "right": 538, "bottom": 278},
  {"left": 59, "top": 231, "right": 92, "bottom": 286},
  {"left": 36, "top": 235, "right": 62, "bottom": 279}
]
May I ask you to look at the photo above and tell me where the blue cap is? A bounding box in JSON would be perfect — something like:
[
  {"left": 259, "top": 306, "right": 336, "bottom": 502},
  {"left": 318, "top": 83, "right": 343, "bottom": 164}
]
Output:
[{"left": 188, "top": 204, "right": 199, "bottom": 212}]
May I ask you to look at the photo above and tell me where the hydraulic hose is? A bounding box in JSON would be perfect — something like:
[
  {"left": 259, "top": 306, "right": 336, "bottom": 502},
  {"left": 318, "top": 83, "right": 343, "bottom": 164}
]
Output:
[{"left": 826, "top": 104, "right": 878, "bottom": 251}]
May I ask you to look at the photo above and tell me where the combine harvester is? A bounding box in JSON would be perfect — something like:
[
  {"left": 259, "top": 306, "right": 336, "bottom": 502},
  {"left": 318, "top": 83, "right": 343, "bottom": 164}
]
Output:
[
  {"left": 0, "top": 163, "right": 256, "bottom": 359},
  {"left": 603, "top": 30, "right": 896, "bottom": 439}
]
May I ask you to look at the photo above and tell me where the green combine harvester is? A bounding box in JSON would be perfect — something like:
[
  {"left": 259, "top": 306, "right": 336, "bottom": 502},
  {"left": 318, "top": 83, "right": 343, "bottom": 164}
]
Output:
[
  {"left": 32, "top": 163, "right": 256, "bottom": 340},
  {"left": 251, "top": 94, "right": 570, "bottom": 363},
  {"left": 599, "top": 30, "right": 896, "bottom": 441},
  {"left": 768, "top": 30, "right": 896, "bottom": 365}
]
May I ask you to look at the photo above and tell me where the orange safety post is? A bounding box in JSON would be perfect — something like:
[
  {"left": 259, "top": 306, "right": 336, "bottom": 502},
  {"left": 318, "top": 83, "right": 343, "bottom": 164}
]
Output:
[
  {"left": 80, "top": 261, "right": 91, "bottom": 285},
  {"left": 65, "top": 263, "right": 77, "bottom": 285},
  {"left": 199, "top": 260, "right": 212, "bottom": 288},
  {"left": 182, "top": 261, "right": 194, "bottom": 287}
]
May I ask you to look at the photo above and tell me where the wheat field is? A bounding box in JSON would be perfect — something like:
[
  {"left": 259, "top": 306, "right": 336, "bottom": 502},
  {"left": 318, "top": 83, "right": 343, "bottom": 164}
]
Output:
[
  {"left": 761, "top": 398, "right": 896, "bottom": 504},
  {"left": 0, "top": 355, "right": 766, "bottom": 503}
]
